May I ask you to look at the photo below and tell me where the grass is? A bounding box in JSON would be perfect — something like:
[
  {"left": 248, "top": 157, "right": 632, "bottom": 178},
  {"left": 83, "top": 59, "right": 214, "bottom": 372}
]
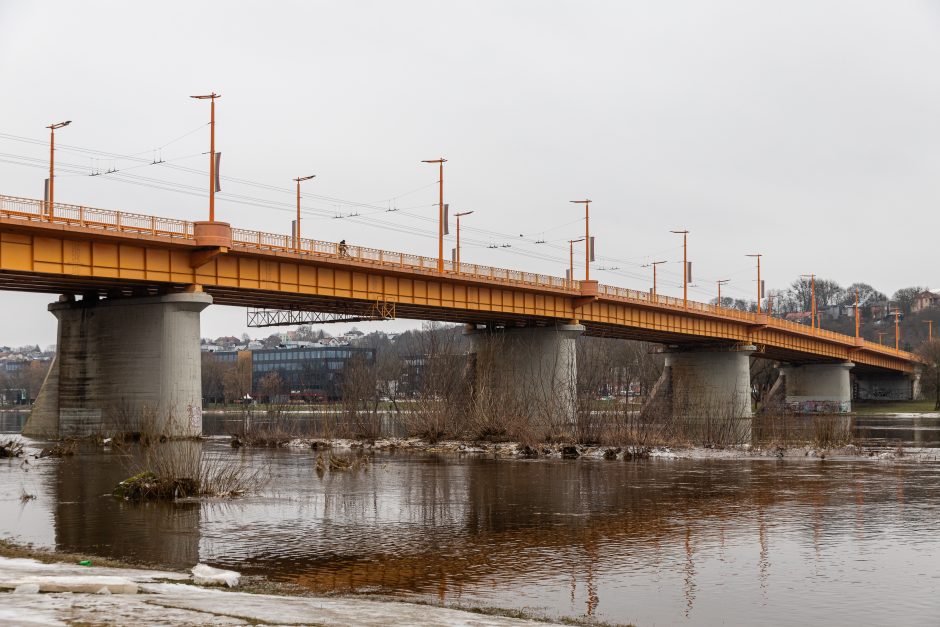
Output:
[{"left": 854, "top": 400, "right": 937, "bottom": 415}]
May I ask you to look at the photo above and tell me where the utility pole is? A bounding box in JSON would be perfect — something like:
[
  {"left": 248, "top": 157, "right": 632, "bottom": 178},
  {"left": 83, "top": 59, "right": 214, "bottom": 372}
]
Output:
[
  {"left": 855, "top": 287, "right": 860, "bottom": 338},
  {"left": 746, "top": 254, "right": 762, "bottom": 313},
  {"left": 454, "top": 210, "right": 473, "bottom": 271},
  {"left": 717, "top": 279, "right": 730, "bottom": 307},
  {"left": 926, "top": 320, "right": 933, "bottom": 342},
  {"left": 568, "top": 237, "right": 585, "bottom": 288},
  {"left": 570, "top": 200, "right": 592, "bottom": 281},
  {"left": 191, "top": 93, "right": 221, "bottom": 221},
  {"left": 671, "top": 230, "right": 689, "bottom": 307},
  {"left": 895, "top": 309, "right": 902, "bottom": 351},
  {"left": 877, "top": 331, "right": 887, "bottom": 345},
  {"left": 293, "top": 175, "right": 315, "bottom": 252},
  {"left": 421, "top": 158, "right": 447, "bottom": 272},
  {"left": 648, "top": 260, "right": 667, "bottom": 301},
  {"left": 46, "top": 120, "right": 71, "bottom": 220}
]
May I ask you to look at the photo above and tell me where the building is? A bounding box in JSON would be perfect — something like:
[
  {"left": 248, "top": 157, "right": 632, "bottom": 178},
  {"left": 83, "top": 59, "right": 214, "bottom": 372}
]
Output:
[
  {"left": 206, "top": 346, "right": 376, "bottom": 401},
  {"left": 912, "top": 290, "right": 940, "bottom": 313}
]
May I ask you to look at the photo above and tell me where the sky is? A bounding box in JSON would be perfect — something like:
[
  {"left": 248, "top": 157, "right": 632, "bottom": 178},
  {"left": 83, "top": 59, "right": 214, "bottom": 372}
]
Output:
[{"left": 1, "top": 1, "right": 939, "bottom": 348}]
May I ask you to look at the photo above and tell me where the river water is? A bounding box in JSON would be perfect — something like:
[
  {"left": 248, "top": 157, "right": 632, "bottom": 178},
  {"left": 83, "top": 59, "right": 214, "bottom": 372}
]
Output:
[{"left": 2, "top": 411, "right": 940, "bottom": 625}]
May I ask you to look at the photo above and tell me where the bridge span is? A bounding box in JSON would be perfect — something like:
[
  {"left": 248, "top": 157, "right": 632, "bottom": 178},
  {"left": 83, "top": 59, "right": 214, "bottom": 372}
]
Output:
[{"left": 0, "top": 194, "right": 922, "bottom": 438}]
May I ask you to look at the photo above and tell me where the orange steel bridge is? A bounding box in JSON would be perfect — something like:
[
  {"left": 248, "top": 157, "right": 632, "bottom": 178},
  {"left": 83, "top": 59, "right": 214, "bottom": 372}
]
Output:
[{"left": 0, "top": 194, "right": 920, "bottom": 375}]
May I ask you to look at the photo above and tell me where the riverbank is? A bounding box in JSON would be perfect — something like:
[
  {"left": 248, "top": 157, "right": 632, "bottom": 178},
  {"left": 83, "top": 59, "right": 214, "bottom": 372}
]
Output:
[{"left": 0, "top": 543, "right": 586, "bottom": 626}]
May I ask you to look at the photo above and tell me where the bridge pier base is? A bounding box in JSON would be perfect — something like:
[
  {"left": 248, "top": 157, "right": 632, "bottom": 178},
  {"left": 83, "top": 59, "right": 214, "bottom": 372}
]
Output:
[
  {"left": 465, "top": 323, "right": 584, "bottom": 428},
  {"left": 23, "top": 292, "right": 212, "bottom": 439},
  {"left": 779, "top": 362, "right": 853, "bottom": 413},
  {"left": 854, "top": 374, "right": 914, "bottom": 402},
  {"left": 663, "top": 345, "right": 755, "bottom": 419}
]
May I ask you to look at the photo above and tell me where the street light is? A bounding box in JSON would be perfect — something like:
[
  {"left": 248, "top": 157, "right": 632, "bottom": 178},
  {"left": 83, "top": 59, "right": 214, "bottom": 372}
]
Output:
[
  {"left": 421, "top": 158, "right": 447, "bottom": 273},
  {"left": 717, "top": 279, "right": 730, "bottom": 308},
  {"left": 746, "top": 254, "right": 762, "bottom": 313},
  {"left": 800, "top": 273, "right": 816, "bottom": 329},
  {"left": 454, "top": 210, "right": 474, "bottom": 271},
  {"left": 892, "top": 309, "right": 901, "bottom": 352},
  {"left": 190, "top": 93, "right": 221, "bottom": 221},
  {"left": 568, "top": 237, "right": 585, "bottom": 288},
  {"left": 570, "top": 200, "right": 592, "bottom": 282},
  {"left": 671, "top": 230, "right": 689, "bottom": 307},
  {"left": 644, "top": 260, "right": 667, "bottom": 301},
  {"left": 293, "top": 175, "right": 315, "bottom": 252},
  {"left": 46, "top": 120, "right": 71, "bottom": 220}
]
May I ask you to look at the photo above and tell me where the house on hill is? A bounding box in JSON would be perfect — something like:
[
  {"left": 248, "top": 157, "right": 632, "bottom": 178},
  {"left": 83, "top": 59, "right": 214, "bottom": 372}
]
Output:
[{"left": 912, "top": 290, "right": 940, "bottom": 313}]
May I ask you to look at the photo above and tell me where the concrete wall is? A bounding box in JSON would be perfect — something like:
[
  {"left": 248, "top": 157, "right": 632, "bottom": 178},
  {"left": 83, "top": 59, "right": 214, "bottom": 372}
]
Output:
[
  {"left": 23, "top": 292, "right": 211, "bottom": 438},
  {"left": 855, "top": 376, "right": 913, "bottom": 402},
  {"left": 779, "top": 362, "right": 853, "bottom": 413},
  {"left": 663, "top": 346, "right": 754, "bottom": 419},
  {"left": 466, "top": 324, "right": 583, "bottom": 424}
]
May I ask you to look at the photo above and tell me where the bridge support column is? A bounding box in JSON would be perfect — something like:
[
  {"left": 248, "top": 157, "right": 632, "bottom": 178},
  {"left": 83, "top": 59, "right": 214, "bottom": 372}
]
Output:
[
  {"left": 854, "top": 374, "right": 914, "bottom": 402},
  {"left": 465, "top": 323, "right": 584, "bottom": 427},
  {"left": 23, "top": 292, "right": 212, "bottom": 439},
  {"left": 779, "top": 362, "right": 853, "bottom": 413},
  {"left": 663, "top": 345, "right": 755, "bottom": 419}
]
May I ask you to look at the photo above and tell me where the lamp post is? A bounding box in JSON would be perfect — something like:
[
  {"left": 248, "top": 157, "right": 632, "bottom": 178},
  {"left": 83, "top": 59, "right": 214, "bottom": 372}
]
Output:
[
  {"left": 190, "top": 93, "right": 221, "bottom": 221},
  {"left": 894, "top": 309, "right": 903, "bottom": 351},
  {"left": 568, "top": 237, "right": 585, "bottom": 287},
  {"left": 854, "top": 287, "right": 860, "bottom": 338},
  {"left": 46, "top": 120, "right": 71, "bottom": 220},
  {"left": 293, "top": 175, "right": 315, "bottom": 252},
  {"left": 647, "top": 260, "right": 667, "bottom": 300},
  {"left": 801, "top": 274, "right": 816, "bottom": 329},
  {"left": 671, "top": 230, "right": 689, "bottom": 307},
  {"left": 454, "top": 210, "right": 473, "bottom": 271},
  {"left": 421, "top": 158, "right": 447, "bottom": 272},
  {"left": 926, "top": 320, "right": 933, "bottom": 342},
  {"left": 746, "top": 254, "right": 762, "bottom": 313},
  {"left": 570, "top": 200, "right": 592, "bottom": 281},
  {"left": 717, "top": 279, "right": 730, "bottom": 308}
]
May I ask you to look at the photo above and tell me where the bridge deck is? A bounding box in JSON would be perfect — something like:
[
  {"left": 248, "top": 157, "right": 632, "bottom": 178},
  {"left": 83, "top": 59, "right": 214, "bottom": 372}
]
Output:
[{"left": 0, "top": 195, "right": 920, "bottom": 374}]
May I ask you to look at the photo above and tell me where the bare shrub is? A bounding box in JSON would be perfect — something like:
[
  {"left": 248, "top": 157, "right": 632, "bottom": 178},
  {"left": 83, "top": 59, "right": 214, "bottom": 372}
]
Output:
[
  {"left": 0, "top": 438, "right": 24, "bottom": 458},
  {"left": 114, "top": 441, "right": 268, "bottom": 501}
]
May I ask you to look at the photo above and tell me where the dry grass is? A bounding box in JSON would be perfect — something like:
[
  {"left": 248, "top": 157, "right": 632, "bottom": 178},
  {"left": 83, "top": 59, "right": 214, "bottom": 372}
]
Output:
[
  {"left": 0, "top": 438, "right": 24, "bottom": 458},
  {"left": 115, "top": 442, "right": 268, "bottom": 501}
]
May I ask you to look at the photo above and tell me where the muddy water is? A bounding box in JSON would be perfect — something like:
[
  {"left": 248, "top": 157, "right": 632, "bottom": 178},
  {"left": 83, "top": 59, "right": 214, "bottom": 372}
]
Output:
[{"left": 2, "top": 414, "right": 940, "bottom": 625}]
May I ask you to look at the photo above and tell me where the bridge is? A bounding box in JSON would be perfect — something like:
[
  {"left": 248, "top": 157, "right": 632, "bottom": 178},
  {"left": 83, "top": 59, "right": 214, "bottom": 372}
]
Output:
[{"left": 0, "top": 194, "right": 921, "bottom": 438}]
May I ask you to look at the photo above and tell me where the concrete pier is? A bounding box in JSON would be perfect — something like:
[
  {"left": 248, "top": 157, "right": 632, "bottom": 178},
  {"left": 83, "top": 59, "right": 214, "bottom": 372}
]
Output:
[
  {"left": 854, "top": 375, "right": 914, "bottom": 402},
  {"left": 23, "top": 292, "right": 212, "bottom": 438},
  {"left": 779, "top": 362, "right": 853, "bottom": 413},
  {"left": 465, "top": 323, "right": 584, "bottom": 425},
  {"left": 663, "top": 345, "right": 755, "bottom": 419}
]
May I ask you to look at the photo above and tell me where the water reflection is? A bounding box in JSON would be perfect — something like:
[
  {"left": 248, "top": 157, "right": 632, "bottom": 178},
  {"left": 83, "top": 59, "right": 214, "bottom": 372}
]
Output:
[{"left": 1, "top": 423, "right": 940, "bottom": 624}]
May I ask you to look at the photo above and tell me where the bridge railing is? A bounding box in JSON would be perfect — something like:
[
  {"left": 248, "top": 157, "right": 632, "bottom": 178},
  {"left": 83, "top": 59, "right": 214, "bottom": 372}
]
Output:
[
  {"left": 230, "top": 226, "right": 577, "bottom": 290},
  {"left": 0, "top": 195, "right": 194, "bottom": 239},
  {"left": 0, "top": 194, "right": 922, "bottom": 362}
]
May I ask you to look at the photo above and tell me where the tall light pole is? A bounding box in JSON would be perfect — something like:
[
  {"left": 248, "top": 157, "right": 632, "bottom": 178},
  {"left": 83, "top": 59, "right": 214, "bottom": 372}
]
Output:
[
  {"left": 647, "top": 260, "right": 667, "bottom": 300},
  {"left": 421, "top": 158, "right": 447, "bottom": 272},
  {"left": 855, "top": 287, "right": 860, "bottom": 338},
  {"left": 895, "top": 310, "right": 904, "bottom": 350},
  {"left": 671, "top": 230, "right": 689, "bottom": 307},
  {"left": 746, "top": 253, "right": 762, "bottom": 313},
  {"left": 926, "top": 320, "right": 934, "bottom": 342},
  {"left": 46, "top": 120, "right": 71, "bottom": 220},
  {"left": 801, "top": 274, "right": 816, "bottom": 329},
  {"left": 570, "top": 200, "right": 592, "bottom": 281},
  {"left": 717, "top": 279, "right": 730, "bottom": 307},
  {"left": 454, "top": 210, "right": 473, "bottom": 271},
  {"left": 191, "top": 93, "right": 221, "bottom": 221},
  {"left": 293, "top": 175, "right": 315, "bottom": 252},
  {"left": 568, "top": 237, "right": 585, "bottom": 287}
]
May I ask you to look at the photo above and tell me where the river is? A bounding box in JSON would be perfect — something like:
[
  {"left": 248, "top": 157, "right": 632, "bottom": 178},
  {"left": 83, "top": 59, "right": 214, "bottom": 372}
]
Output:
[{"left": 2, "top": 411, "right": 940, "bottom": 625}]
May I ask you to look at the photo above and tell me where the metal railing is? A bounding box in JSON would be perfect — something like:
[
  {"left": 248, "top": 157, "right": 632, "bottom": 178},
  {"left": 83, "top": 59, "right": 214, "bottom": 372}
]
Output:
[{"left": 0, "top": 194, "right": 920, "bottom": 363}]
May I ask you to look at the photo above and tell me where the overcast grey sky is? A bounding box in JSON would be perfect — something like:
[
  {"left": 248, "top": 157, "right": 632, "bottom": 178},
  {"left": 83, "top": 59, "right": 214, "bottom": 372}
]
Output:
[{"left": 2, "top": 1, "right": 939, "bottom": 347}]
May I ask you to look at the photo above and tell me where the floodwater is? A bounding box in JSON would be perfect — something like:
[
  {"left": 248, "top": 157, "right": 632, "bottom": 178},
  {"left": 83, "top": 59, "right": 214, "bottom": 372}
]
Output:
[{"left": 2, "top": 412, "right": 940, "bottom": 626}]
